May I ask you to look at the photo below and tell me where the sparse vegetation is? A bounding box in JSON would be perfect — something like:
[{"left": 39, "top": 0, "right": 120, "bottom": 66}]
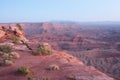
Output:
[
  {"left": 21, "top": 41, "right": 52, "bottom": 56},
  {"left": 0, "top": 45, "right": 13, "bottom": 53},
  {"left": 49, "top": 64, "right": 60, "bottom": 70},
  {"left": 11, "top": 36, "right": 20, "bottom": 44},
  {"left": 0, "top": 52, "right": 19, "bottom": 66},
  {"left": 2, "top": 53, "right": 14, "bottom": 66},
  {"left": 33, "top": 45, "right": 51, "bottom": 55},
  {"left": 17, "top": 66, "right": 31, "bottom": 75},
  {"left": 4, "top": 59, "right": 13, "bottom": 66},
  {"left": 10, "top": 52, "right": 20, "bottom": 59},
  {"left": 2, "top": 53, "right": 10, "bottom": 59},
  {"left": 1, "top": 52, "right": 20, "bottom": 63},
  {"left": 0, "top": 46, "right": 20, "bottom": 66},
  {"left": 2, "top": 54, "right": 13, "bottom": 62}
]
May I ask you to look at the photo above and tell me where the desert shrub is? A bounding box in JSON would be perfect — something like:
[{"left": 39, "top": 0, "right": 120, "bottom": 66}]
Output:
[
  {"left": 49, "top": 64, "right": 60, "bottom": 70},
  {"left": 11, "top": 36, "right": 20, "bottom": 44},
  {"left": 33, "top": 45, "right": 51, "bottom": 55},
  {"left": 10, "top": 52, "right": 20, "bottom": 59},
  {"left": 0, "top": 45, "right": 13, "bottom": 53},
  {"left": 2, "top": 53, "right": 10, "bottom": 59},
  {"left": 0, "top": 45, "right": 20, "bottom": 66},
  {"left": 4, "top": 59, "right": 13, "bottom": 66},
  {"left": 17, "top": 66, "right": 31, "bottom": 75},
  {"left": 2, "top": 53, "right": 14, "bottom": 66},
  {"left": 3, "top": 55, "right": 13, "bottom": 61}
]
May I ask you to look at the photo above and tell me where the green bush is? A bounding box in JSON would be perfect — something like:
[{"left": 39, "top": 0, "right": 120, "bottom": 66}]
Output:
[
  {"left": 17, "top": 66, "right": 31, "bottom": 75},
  {"left": 49, "top": 64, "right": 60, "bottom": 70},
  {"left": 33, "top": 45, "right": 51, "bottom": 55},
  {"left": 0, "top": 45, "right": 13, "bottom": 53},
  {"left": 11, "top": 36, "right": 20, "bottom": 44}
]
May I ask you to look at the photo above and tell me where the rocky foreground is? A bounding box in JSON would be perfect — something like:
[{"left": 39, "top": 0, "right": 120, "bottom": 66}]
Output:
[{"left": 0, "top": 51, "right": 115, "bottom": 80}]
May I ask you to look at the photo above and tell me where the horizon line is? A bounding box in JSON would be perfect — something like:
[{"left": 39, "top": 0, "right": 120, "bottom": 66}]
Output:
[{"left": 0, "top": 21, "right": 120, "bottom": 24}]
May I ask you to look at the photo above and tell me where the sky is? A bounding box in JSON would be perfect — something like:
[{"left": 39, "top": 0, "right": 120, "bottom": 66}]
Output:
[{"left": 0, "top": 0, "right": 120, "bottom": 23}]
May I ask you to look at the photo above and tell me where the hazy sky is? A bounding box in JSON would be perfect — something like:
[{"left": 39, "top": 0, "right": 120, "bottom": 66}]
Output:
[{"left": 0, "top": 0, "right": 120, "bottom": 22}]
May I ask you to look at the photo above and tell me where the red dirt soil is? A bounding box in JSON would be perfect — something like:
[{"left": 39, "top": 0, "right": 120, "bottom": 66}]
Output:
[{"left": 0, "top": 50, "right": 114, "bottom": 80}]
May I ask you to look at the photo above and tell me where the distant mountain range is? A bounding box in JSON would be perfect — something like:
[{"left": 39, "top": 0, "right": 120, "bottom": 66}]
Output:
[
  {"left": 51, "top": 21, "right": 120, "bottom": 24},
  {"left": 1, "top": 21, "right": 120, "bottom": 25}
]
